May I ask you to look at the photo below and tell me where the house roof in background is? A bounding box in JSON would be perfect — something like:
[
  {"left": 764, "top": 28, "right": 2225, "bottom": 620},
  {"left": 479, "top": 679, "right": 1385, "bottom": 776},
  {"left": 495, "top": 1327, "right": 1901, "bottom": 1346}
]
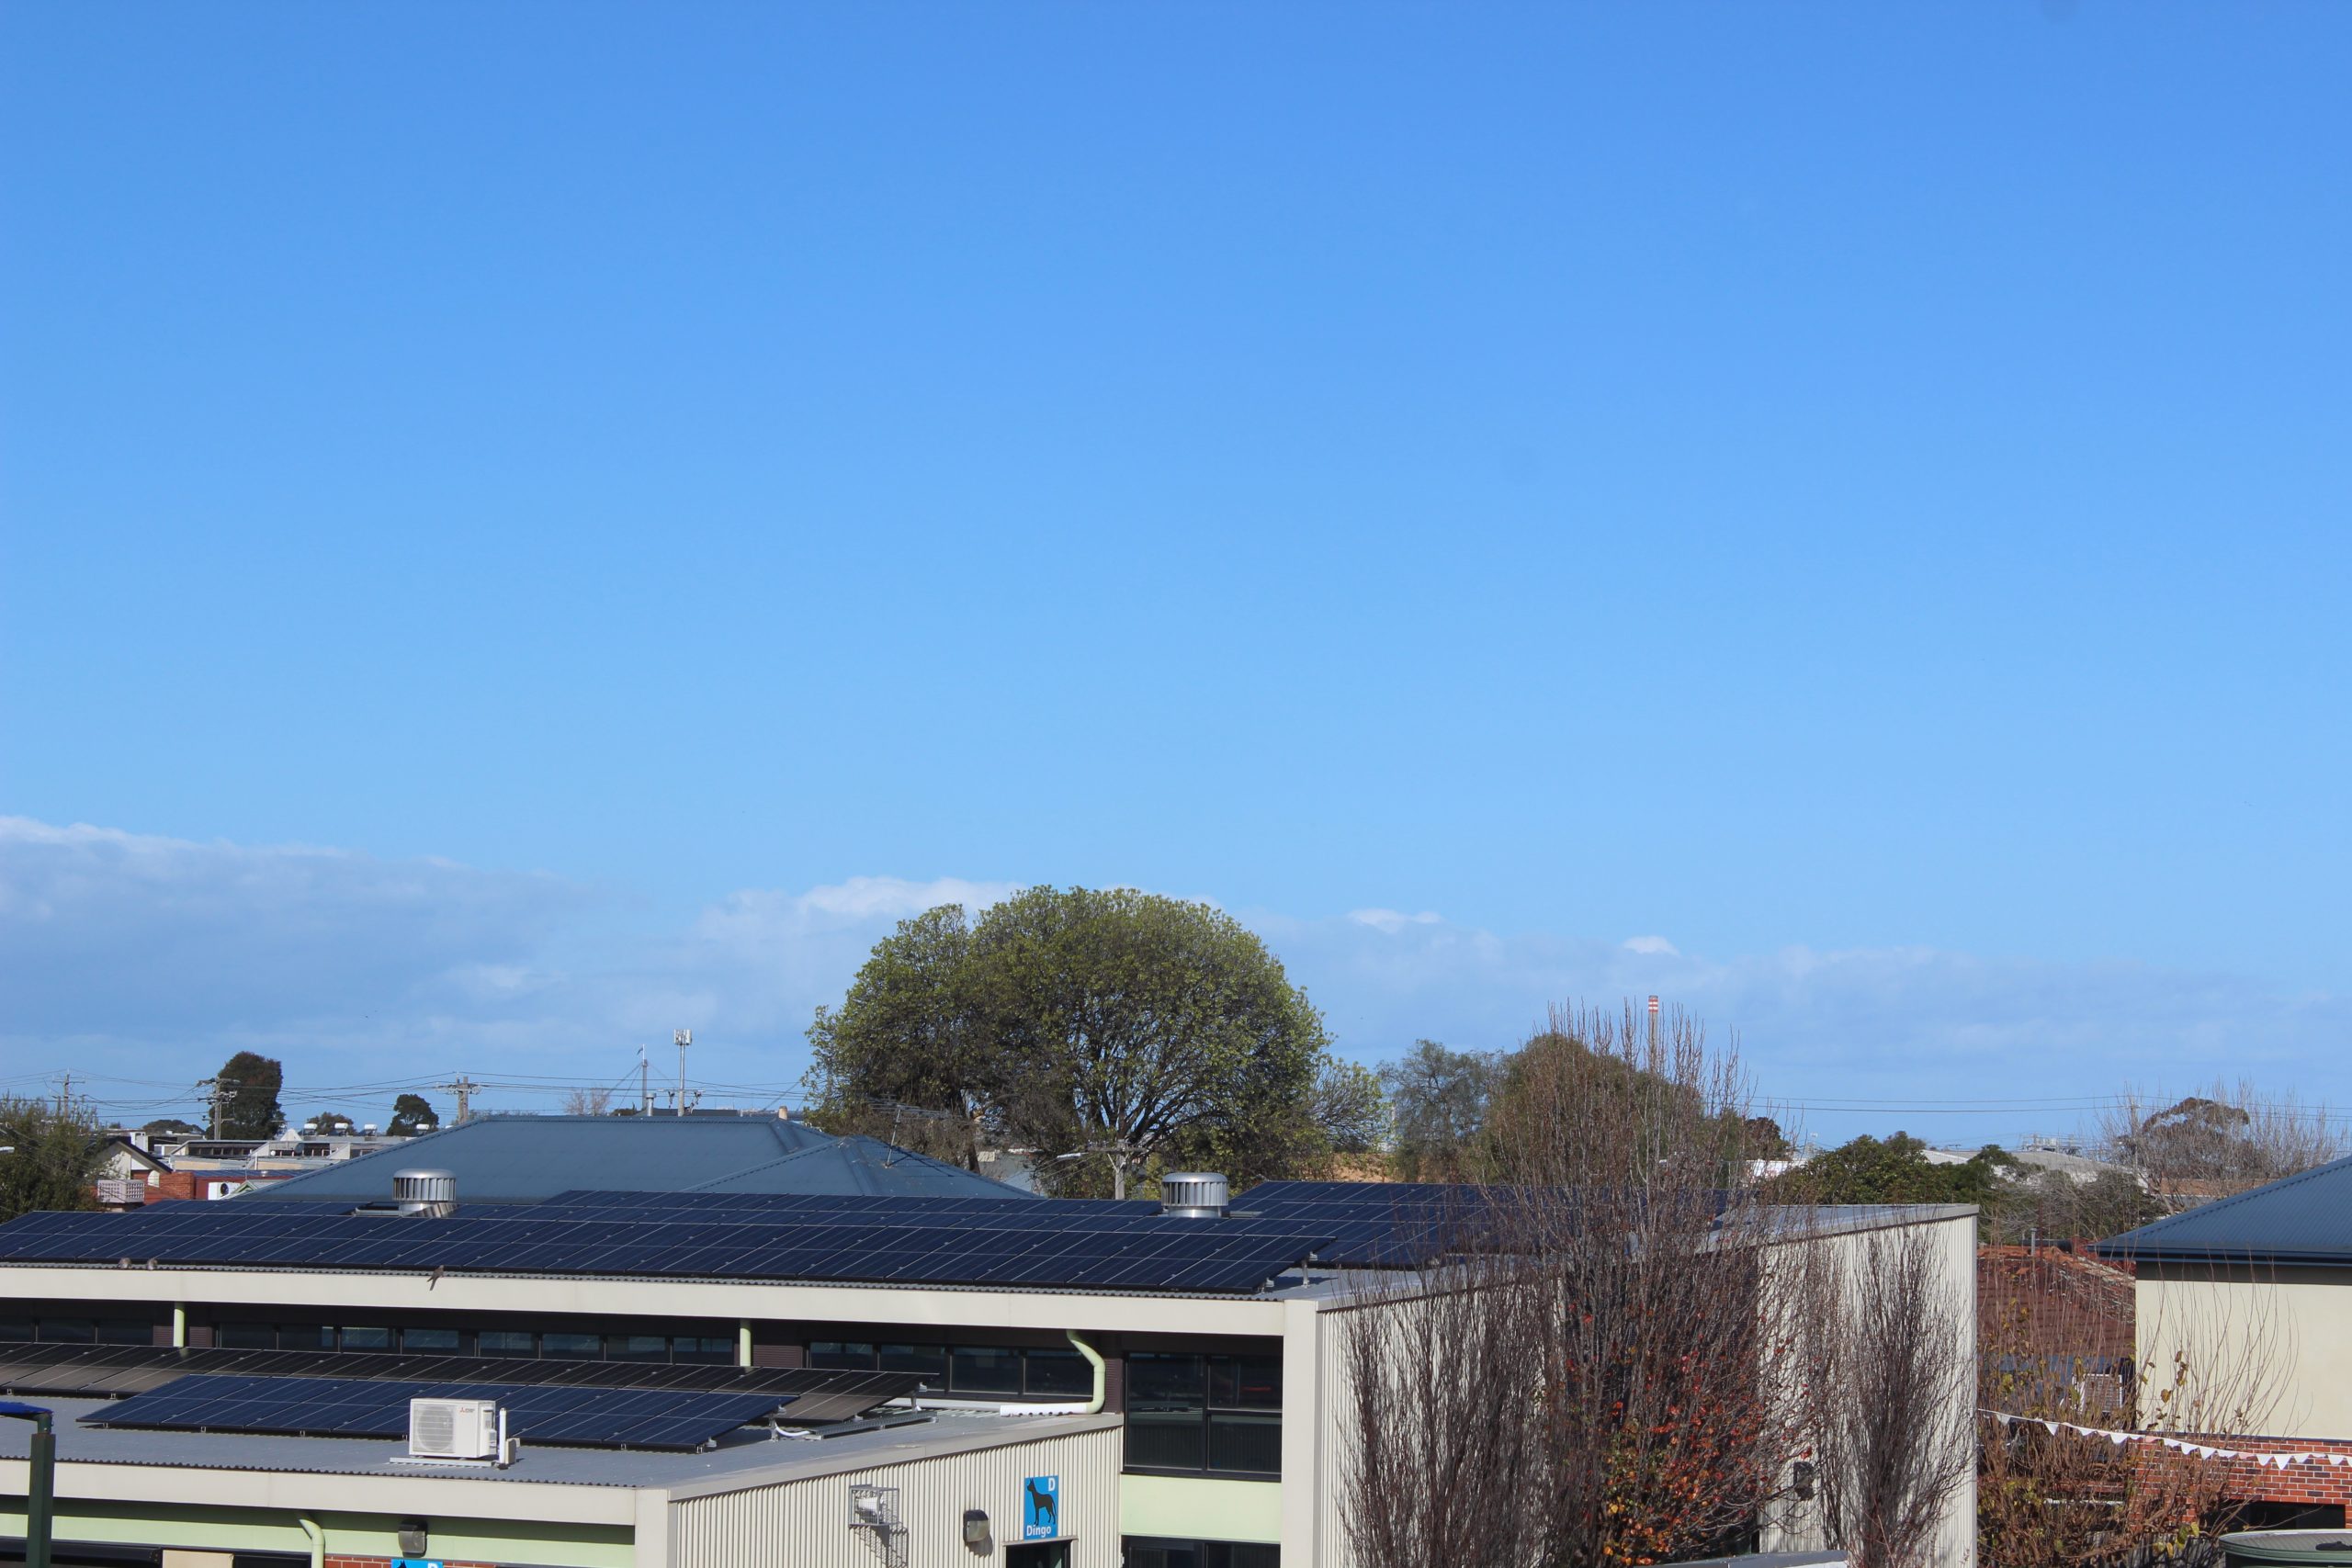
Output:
[
  {"left": 2097, "top": 1154, "right": 2352, "bottom": 1265},
  {"left": 238, "top": 1114, "right": 1031, "bottom": 1205}
]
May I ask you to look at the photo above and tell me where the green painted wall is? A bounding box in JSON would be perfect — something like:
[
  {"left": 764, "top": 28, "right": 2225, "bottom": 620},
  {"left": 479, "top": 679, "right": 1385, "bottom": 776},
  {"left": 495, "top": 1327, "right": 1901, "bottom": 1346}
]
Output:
[
  {"left": 0, "top": 1500, "right": 633, "bottom": 1567},
  {"left": 1118, "top": 1475, "right": 1282, "bottom": 1544}
]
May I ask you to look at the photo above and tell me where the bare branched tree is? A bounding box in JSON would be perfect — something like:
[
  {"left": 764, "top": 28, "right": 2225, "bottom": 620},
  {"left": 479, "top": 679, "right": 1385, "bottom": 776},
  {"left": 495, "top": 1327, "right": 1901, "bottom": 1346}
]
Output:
[
  {"left": 2100, "top": 1079, "right": 2346, "bottom": 1211},
  {"left": 1341, "top": 1005, "right": 1828, "bottom": 1568},
  {"left": 560, "top": 1086, "right": 614, "bottom": 1116},
  {"left": 1801, "top": 1227, "right": 1975, "bottom": 1568},
  {"left": 1977, "top": 1253, "right": 2294, "bottom": 1568}
]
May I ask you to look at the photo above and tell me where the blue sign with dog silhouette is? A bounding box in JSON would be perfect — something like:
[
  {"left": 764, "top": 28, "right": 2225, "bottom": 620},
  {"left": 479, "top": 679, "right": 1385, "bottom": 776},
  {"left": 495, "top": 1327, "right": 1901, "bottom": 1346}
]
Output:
[{"left": 1022, "top": 1473, "right": 1059, "bottom": 1540}]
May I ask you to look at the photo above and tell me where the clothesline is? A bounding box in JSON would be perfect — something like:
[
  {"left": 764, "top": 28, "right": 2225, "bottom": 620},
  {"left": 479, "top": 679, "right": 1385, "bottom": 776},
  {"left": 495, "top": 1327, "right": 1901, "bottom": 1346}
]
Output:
[{"left": 1982, "top": 1409, "right": 2348, "bottom": 1470}]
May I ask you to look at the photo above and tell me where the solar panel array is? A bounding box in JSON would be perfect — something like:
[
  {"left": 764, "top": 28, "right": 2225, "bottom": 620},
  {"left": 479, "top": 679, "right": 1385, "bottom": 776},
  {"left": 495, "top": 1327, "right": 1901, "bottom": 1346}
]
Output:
[
  {"left": 0, "top": 1196, "right": 1330, "bottom": 1292},
  {"left": 0, "top": 1341, "right": 916, "bottom": 1419},
  {"left": 1234, "top": 1179, "right": 1521, "bottom": 1266},
  {"left": 83, "top": 1373, "right": 786, "bottom": 1450}
]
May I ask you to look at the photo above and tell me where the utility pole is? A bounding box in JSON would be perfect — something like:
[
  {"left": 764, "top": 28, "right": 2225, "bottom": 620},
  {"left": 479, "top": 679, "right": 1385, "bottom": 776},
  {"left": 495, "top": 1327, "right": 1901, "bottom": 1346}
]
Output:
[
  {"left": 438, "top": 1076, "right": 481, "bottom": 1126},
  {"left": 199, "top": 1077, "right": 241, "bottom": 1140},
  {"left": 54, "top": 1074, "right": 70, "bottom": 1120},
  {"left": 673, "top": 1030, "right": 692, "bottom": 1116}
]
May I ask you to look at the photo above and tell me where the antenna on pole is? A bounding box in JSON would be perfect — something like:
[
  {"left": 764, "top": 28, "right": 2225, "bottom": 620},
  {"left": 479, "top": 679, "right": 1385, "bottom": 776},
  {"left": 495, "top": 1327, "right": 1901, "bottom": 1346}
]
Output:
[
  {"left": 673, "top": 1030, "right": 693, "bottom": 1115},
  {"left": 639, "top": 1047, "right": 651, "bottom": 1117}
]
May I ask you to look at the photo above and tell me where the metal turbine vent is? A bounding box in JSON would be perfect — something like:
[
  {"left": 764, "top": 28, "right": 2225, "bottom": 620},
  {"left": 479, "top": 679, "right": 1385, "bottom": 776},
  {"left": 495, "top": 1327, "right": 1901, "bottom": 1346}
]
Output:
[
  {"left": 391, "top": 1168, "right": 458, "bottom": 1217},
  {"left": 1160, "top": 1171, "right": 1230, "bottom": 1218}
]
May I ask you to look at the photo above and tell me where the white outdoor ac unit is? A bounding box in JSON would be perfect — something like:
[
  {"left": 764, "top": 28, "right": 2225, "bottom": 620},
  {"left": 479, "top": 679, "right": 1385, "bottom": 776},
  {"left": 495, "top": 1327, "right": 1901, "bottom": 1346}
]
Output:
[{"left": 409, "top": 1397, "right": 503, "bottom": 1461}]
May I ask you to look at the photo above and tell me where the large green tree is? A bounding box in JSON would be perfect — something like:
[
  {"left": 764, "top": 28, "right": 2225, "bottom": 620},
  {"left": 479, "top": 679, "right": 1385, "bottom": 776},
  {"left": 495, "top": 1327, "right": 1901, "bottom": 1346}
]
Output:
[
  {"left": 212, "top": 1052, "right": 285, "bottom": 1139},
  {"left": 1379, "top": 1039, "right": 1502, "bottom": 1179},
  {"left": 807, "top": 887, "right": 1345, "bottom": 1194},
  {"left": 387, "top": 1093, "right": 439, "bottom": 1137},
  {"left": 0, "top": 1096, "right": 107, "bottom": 1221},
  {"left": 1772, "top": 1132, "right": 2015, "bottom": 1210}
]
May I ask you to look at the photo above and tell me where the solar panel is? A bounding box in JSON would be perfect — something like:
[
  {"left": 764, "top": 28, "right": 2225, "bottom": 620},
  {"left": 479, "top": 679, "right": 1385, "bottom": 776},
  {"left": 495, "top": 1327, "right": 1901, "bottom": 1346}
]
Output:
[
  {"left": 83, "top": 1374, "right": 789, "bottom": 1450},
  {"left": 0, "top": 1341, "right": 917, "bottom": 1415},
  {"left": 0, "top": 1202, "right": 1329, "bottom": 1292}
]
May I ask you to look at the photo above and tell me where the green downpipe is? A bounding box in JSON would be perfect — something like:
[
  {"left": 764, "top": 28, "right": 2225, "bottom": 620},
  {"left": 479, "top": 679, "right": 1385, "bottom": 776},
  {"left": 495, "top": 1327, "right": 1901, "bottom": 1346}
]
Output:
[
  {"left": 298, "top": 1515, "right": 322, "bottom": 1568},
  {"left": 171, "top": 1304, "right": 187, "bottom": 1349},
  {"left": 1067, "top": 1330, "right": 1106, "bottom": 1415}
]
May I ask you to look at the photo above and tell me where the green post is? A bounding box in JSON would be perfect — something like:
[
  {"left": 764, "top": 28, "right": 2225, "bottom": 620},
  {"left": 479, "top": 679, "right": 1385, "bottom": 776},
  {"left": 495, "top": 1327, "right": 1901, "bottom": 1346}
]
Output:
[
  {"left": 25, "top": 1416, "right": 51, "bottom": 1568},
  {"left": 2, "top": 1401, "right": 55, "bottom": 1568}
]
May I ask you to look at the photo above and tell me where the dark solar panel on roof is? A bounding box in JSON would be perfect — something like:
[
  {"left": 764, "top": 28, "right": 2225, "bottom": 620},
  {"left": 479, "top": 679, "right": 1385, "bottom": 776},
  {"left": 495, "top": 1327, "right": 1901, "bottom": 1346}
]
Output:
[
  {"left": 82, "top": 1373, "right": 787, "bottom": 1450},
  {"left": 0, "top": 1201, "right": 1331, "bottom": 1292},
  {"left": 0, "top": 1341, "right": 918, "bottom": 1414}
]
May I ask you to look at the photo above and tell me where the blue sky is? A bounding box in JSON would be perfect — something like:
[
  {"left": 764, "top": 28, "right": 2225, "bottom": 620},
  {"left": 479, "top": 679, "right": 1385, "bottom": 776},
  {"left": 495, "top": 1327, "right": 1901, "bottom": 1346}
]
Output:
[{"left": 3, "top": 4, "right": 2346, "bottom": 1141}]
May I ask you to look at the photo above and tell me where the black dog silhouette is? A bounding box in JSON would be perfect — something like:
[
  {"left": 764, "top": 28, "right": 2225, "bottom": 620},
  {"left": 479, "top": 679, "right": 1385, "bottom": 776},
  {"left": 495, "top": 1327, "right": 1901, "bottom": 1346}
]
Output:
[{"left": 1025, "top": 1478, "right": 1057, "bottom": 1530}]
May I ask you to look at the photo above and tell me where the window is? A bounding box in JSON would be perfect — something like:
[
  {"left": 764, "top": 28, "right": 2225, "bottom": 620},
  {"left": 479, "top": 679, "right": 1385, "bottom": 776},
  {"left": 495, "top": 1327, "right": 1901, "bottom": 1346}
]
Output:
[
  {"left": 339, "top": 1325, "right": 392, "bottom": 1351},
  {"left": 1007, "top": 1544, "right": 1073, "bottom": 1568},
  {"left": 216, "top": 1322, "right": 275, "bottom": 1349},
  {"left": 279, "top": 1324, "right": 335, "bottom": 1350},
  {"left": 37, "top": 1318, "right": 96, "bottom": 1344},
  {"left": 809, "top": 1340, "right": 878, "bottom": 1370},
  {"left": 96, "top": 1318, "right": 152, "bottom": 1346},
  {"left": 478, "top": 1328, "right": 536, "bottom": 1356},
  {"left": 1026, "top": 1348, "right": 1091, "bottom": 1398},
  {"left": 1123, "top": 1539, "right": 1278, "bottom": 1568},
  {"left": 542, "top": 1331, "right": 601, "bottom": 1359},
  {"left": 951, "top": 1346, "right": 1023, "bottom": 1395},
  {"left": 879, "top": 1343, "right": 947, "bottom": 1378},
  {"left": 1125, "top": 1352, "right": 1282, "bottom": 1477},
  {"left": 0, "top": 1318, "right": 32, "bottom": 1343},
  {"left": 607, "top": 1333, "right": 671, "bottom": 1362},
  {"left": 401, "top": 1326, "right": 463, "bottom": 1354},
  {"left": 674, "top": 1335, "right": 736, "bottom": 1365}
]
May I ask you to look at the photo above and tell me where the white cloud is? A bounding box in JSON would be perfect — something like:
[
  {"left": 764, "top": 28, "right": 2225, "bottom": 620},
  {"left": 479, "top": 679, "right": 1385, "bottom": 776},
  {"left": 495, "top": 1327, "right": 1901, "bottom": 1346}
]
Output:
[
  {"left": 1347, "top": 908, "right": 1442, "bottom": 934},
  {"left": 6, "top": 816, "right": 2345, "bottom": 1144},
  {"left": 0, "top": 816, "right": 585, "bottom": 1035}
]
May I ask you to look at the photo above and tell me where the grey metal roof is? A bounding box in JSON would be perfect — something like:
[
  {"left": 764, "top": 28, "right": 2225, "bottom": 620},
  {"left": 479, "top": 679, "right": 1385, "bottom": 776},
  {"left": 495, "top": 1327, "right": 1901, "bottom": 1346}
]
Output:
[
  {"left": 0, "top": 1393, "right": 1115, "bottom": 1493},
  {"left": 684, "top": 1136, "right": 1039, "bottom": 1199},
  {"left": 2098, "top": 1154, "right": 2352, "bottom": 1264},
  {"left": 241, "top": 1114, "right": 1032, "bottom": 1205}
]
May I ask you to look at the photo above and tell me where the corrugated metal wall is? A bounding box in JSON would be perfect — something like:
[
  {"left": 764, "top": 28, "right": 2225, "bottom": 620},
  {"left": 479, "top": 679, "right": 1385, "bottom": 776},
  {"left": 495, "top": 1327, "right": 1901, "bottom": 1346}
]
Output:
[{"left": 670, "top": 1426, "right": 1122, "bottom": 1568}]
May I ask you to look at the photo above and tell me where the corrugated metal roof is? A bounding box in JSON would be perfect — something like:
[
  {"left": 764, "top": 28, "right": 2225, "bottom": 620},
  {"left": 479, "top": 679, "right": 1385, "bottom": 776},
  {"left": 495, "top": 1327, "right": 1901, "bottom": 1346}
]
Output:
[
  {"left": 241, "top": 1115, "right": 1030, "bottom": 1205},
  {"left": 2097, "top": 1154, "right": 2352, "bottom": 1264},
  {"left": 685, "top": 1137, "right": 1036, "bottom": 1199}
]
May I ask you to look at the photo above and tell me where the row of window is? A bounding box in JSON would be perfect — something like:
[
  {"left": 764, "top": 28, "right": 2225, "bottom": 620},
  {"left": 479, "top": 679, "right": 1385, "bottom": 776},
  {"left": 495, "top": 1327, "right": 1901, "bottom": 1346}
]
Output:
[
  {"left": 1125, "top": 1352, "right": 1283, "bottom": 1478},
  {"left": 210, "top": 1322, "right": 738, "bottom": 1364},
  {"left": 0, "top": 1317, "right": 152, "bottom": 1346},
  {"left": 1124, "top": 1540, "right": 1279, "bottom": 1568},
  {"left": 808, "top": 1340, "right": 1095, "bottom": 1398}
]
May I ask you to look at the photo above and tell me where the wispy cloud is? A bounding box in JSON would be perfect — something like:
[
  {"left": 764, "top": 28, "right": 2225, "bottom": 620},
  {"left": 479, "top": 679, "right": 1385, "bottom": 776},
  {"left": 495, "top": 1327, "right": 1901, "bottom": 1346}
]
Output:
[{"left": 3, "top": 816, "right": 2343, "bottom": 1139}]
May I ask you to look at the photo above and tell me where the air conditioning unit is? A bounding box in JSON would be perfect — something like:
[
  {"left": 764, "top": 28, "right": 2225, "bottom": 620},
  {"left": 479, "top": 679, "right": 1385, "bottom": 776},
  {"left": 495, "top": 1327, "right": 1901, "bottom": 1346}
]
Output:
[{"left": 409, "top": 1397, "right": 503, "bottom": 1461}]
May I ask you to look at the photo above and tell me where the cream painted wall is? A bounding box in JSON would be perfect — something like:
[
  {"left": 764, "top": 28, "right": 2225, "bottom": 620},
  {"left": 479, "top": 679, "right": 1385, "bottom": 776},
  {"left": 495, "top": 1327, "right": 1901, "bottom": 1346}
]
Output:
[
  {"left": 2135, "top": 1263, "right": 2347, "bottom": 1440},
  {"left": 0, "top": 1501, "right": 633, "bottom": 1567},
  {"left": 1119, "top": 1476, "right": 1283, "bottom": 1544}
]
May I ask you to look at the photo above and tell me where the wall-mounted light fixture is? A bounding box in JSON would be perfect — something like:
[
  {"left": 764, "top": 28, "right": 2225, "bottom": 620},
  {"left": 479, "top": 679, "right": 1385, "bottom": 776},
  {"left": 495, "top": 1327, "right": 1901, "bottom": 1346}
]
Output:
[
  {"left": 962, "top": 1508, "right": 992, "bottom": 1551},
  {"left": 398, "top": 1519, "right": 430, "bottom": 1556}
]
